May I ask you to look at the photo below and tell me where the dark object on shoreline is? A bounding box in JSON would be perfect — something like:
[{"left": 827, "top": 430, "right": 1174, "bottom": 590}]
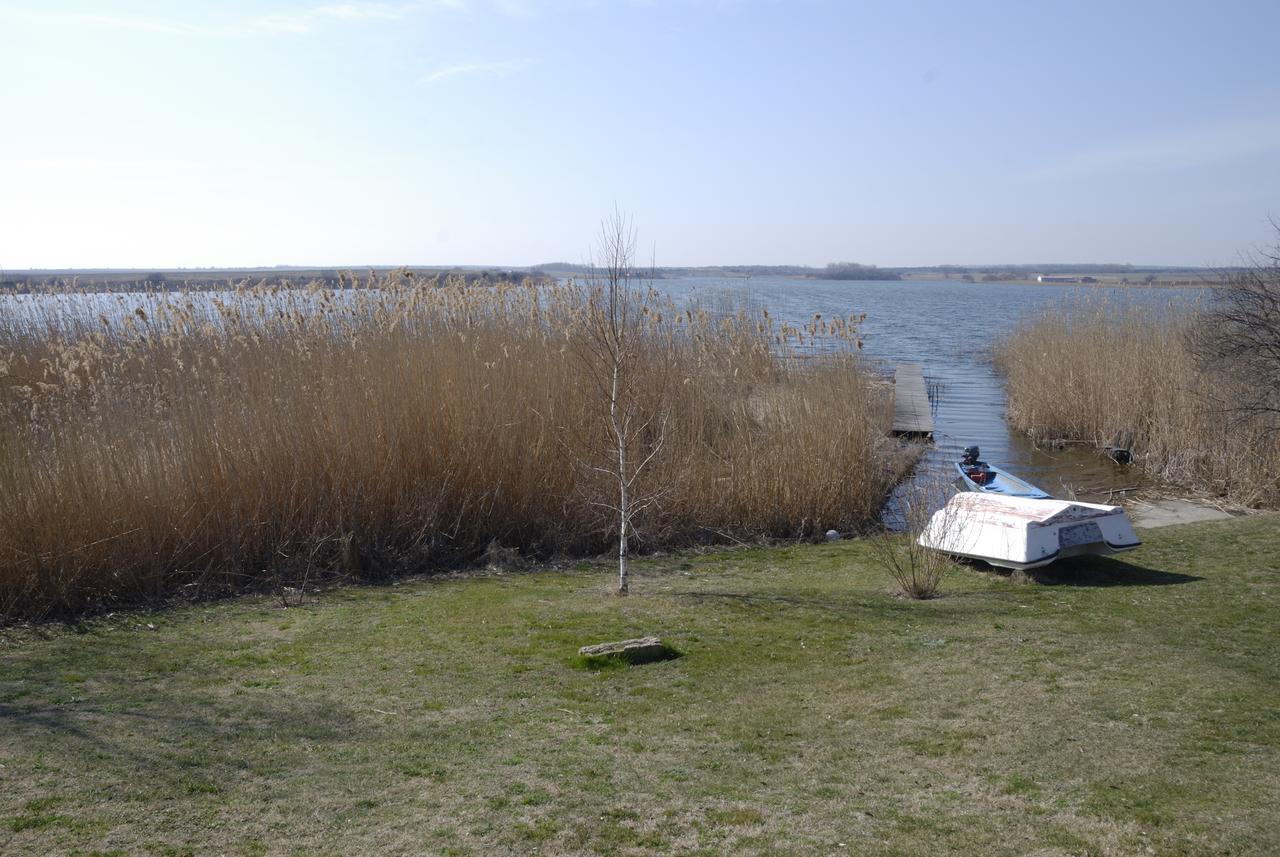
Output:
[
  {"left": 576, "top": 636, "right": 679, "bottom": 667},
  {"left": 1106, "top": 431, "right": 1135, "bottom": 465},
  {"left": 1045, "top": 438, "right": 1093, "bottom": 450}
]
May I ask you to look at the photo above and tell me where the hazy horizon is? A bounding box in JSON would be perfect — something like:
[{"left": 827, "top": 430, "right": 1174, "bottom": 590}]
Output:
[{"left": 3, "top": 0, "right": 1279, "bottom": 269}]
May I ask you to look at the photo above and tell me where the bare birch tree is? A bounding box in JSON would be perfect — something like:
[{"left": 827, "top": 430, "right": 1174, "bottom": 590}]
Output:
[{"left": 572, "top": 210, "right": 672, "bottom": 595}]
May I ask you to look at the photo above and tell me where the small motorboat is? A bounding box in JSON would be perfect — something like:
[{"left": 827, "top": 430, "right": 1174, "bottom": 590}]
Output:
[
  {"left": 918, "top": 492, "right": 1142, "bottom": 571},
  {"left": 954, "top": 445, "right": 1051, "bottom": 499}
]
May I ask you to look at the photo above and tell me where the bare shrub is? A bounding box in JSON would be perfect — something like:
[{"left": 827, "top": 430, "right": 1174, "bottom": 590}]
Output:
[
  {"left": 872, "top": 474, "right": 960, "bottom": 599},
  {"left": 0, "top": 273, "right": 906, "bottom": 620}
]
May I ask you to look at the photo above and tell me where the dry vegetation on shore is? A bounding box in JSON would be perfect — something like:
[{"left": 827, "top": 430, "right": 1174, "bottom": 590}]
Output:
[
  {"left": 0, "top": 276, "right": 907, "bottom": 621},
  {"left": 995, "top": 301, "right": 1280, "bottom": 507}
]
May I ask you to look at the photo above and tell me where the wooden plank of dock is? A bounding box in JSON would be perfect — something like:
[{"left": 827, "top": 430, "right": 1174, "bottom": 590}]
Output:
[{"left": 892, "top": 362, "right": 933, "bottom": 439}]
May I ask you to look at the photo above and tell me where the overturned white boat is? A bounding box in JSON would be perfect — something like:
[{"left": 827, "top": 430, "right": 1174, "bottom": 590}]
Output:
[{"left": 918, "top": 492, "right": 1141, "bottom": 570}]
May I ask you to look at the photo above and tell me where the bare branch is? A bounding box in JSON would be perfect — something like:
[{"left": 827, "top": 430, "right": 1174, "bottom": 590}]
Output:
[{"left": 1190, "top": 223, "right": 1280, "bottom": 435}]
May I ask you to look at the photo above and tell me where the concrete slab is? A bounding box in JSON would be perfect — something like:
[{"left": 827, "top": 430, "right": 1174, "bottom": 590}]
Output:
[{"left": 1130, "top": 499, "right": 1233, "bottom": 529}]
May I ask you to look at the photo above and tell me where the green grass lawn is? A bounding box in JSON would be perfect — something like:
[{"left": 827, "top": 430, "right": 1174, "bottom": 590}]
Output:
[{"left": 2, "top": 516, "right": 1277, "bottom": 856}]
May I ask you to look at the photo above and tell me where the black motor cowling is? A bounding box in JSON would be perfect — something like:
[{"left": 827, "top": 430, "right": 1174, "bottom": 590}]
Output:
[{"left": 961, "top": 445, "right": 981, "bottom": 466}]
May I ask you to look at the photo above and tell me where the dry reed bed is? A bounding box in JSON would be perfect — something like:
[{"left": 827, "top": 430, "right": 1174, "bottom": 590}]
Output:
[
  {"left": 995, "top": 301, "right": 1280, "bottom": 506},
  {"left": 0, "top": 277, "right": 906, "bottom": 620}
]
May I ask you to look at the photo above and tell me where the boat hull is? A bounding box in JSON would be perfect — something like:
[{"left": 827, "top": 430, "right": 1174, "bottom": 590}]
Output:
[
  {"left": 954, "top": 462, "right": 1051, "bottom": 499},
  {"left": 918, "top": 493, "right": 1141, "bottom": 570}
]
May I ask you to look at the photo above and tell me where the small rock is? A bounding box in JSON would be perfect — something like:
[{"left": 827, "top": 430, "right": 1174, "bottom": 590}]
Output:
[
  {"left": 824, "top": 529, "right": 841, "bottom": 541},
  {"left": 577, "top": 636, "right": 677, "bottom": 666}
]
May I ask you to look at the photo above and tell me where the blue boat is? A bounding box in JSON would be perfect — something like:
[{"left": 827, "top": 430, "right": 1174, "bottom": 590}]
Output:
[{"left": 954, "top": 446, "right": 1052, "bottom": 499}]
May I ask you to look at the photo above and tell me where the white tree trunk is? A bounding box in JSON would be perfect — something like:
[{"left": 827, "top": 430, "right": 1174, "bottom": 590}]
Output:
[
  {"left": 618, "top": 489, "right": 629, "bottom": 594},
  {"left": 612, "top": 358, "right": 629, "bottom": 595}
]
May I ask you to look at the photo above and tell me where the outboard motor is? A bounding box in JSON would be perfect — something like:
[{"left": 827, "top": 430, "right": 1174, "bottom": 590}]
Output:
[{"left": 961, "top": 445, "right": 981, "bottom": 466}]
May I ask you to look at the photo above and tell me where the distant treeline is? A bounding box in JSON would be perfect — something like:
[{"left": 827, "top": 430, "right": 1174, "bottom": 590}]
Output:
[
  {"left": 820, "top": 262, "right": 900, "bottom": 281},
  {"left": 532, "top": 262, "right": 901, "bottom": 281},
  {"left": 534, "top": 260, "right": 1228, "bottom": 282},
  {"left": 898, "top": 263, "right": 1236, "bottom": 279},
  {"left": 3, "top": 262, "right": 1235, "bottom": 294},
  {"left": 0, "top": 267, "right": 546, "bottom": 293}
]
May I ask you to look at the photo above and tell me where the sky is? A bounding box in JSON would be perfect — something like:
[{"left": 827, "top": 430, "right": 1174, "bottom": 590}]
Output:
[{"left": 2, "top": 0, "right": 1279, "bottom": 269}]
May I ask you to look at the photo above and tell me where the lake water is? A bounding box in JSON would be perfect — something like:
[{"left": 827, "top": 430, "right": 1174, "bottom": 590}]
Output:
[{"left": 654, "top": 276, "right": 1202, "bottom": 501}]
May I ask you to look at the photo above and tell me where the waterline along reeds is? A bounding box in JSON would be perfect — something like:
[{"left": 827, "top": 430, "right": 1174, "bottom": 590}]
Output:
[
  {"left": 0, "top": 277, "right": 908, "bottom": 620},
  {"left": 995, "top": 301, "right": 1280, "bottom": 507}
]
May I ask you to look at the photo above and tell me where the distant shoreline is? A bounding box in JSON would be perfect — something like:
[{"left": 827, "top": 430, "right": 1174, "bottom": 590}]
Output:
[
  {"left": 1, "top": 264, "right": 1230, "bottom": 292},
  {"left": 897, "top": 273, "right": 1224, "bottom": 288}
]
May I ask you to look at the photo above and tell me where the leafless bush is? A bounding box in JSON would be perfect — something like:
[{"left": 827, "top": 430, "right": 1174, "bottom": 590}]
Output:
[
  {"left": 1189, "top": 223, "right": 1280, "bottom": 435},
  {"left": 871, "top": 474, "right": 960, "bottom": 599}
]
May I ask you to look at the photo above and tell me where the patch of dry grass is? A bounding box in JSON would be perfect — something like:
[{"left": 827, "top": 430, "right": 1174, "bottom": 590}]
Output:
[
  {"left": 994, "top": 301, "right": 1280, "bottom": 507},
  {"left": 0, "top": 276, "right": 908, "bottom": 620}
]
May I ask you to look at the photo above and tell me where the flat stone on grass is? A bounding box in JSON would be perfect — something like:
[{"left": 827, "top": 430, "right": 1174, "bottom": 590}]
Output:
[{"left": 576, "top": 636, "right": 680, "bottom": 668}]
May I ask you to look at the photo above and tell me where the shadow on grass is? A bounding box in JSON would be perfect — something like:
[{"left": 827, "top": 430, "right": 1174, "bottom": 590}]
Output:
[
  {"left": 679, "top": 589, "right": 1006, "bottom": 619},
  {"left": 1025, "top": 556, "right": 1203, "bottom": 587},
  {"left": 0, "top": 691, "right": 359, "bottom": 797},
  {"left": 682, "top": 590, "right": 912, "bottom": 615},
  {"left": 0, "top": 695, "right": 353, "bottom": 741}
]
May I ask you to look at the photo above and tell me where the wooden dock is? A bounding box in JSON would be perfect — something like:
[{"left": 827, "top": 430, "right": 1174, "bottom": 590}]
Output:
[{"left": 891, "top": 362, "right": 934, "bottom": 439}]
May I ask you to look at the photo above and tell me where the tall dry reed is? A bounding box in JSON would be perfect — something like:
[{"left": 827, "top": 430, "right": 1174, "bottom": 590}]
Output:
[
  {"left": 0, "top": 276, "right": 907, "bottom": 620},
  {"left": 994, "top": 301, "right": 1280, "bottom": 506}
]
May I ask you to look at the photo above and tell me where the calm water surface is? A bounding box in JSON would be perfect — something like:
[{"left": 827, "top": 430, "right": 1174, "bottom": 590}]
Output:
[{"left": 656, "top": 276, "right": 1202, "bottom": 501}]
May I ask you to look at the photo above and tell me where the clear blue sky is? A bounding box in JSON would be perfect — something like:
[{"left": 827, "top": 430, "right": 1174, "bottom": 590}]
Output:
[{"left": 3, "top": 0, "right": 1279, "bottom": 269}]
